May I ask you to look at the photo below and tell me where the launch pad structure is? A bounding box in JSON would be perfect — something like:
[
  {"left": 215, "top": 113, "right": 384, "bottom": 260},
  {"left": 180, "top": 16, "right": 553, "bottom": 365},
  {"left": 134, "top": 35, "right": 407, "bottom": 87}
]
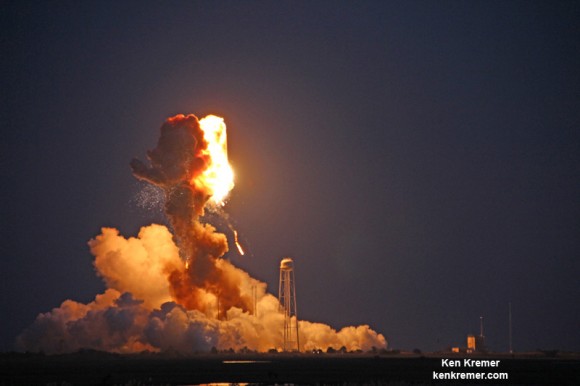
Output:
[{"left": 278, "top": 257, "right": 300, "bottom": 352}]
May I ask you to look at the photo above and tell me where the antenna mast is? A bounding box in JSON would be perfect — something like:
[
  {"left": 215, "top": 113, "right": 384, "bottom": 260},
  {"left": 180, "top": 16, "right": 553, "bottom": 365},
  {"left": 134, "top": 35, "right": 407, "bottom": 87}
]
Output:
[{"left": 509, "top": 302, "right": 513, "bottom": 354}]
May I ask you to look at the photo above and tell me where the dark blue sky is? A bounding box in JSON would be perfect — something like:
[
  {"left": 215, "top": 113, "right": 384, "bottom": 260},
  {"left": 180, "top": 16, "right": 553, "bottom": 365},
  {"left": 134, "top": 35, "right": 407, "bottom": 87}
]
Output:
[{"left": 1, "top": 1, "right": 579, "bottom": 352}]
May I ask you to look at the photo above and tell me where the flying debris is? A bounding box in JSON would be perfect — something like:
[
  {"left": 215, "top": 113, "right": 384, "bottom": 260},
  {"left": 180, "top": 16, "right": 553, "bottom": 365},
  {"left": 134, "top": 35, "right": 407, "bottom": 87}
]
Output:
[
  {"left": 17, "top": 113, "right": 387, "bottom": 354},
  {"left": 234, "top": 230, "right": 245, "bottom": 256}
]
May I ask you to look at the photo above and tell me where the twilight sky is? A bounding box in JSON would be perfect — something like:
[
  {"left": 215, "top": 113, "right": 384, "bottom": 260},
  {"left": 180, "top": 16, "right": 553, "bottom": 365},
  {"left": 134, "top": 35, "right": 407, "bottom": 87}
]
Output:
[{"left": 1, "top": 1, "right": 578, "bottom": 352}]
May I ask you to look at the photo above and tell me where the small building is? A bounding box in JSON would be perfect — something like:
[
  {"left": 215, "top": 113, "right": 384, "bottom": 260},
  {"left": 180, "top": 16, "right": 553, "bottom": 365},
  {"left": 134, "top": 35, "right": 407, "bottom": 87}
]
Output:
[
  {"left": 467, "top": 334, "right": 476, "bottom": 353},
  {"left": 466, "top": 333, "right": 486, "bottom": 353}
]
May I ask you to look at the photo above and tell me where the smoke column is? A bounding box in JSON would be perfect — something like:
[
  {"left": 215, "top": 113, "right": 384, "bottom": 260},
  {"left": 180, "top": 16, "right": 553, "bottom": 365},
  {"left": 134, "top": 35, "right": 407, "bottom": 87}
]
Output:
[{"left": 17, "top": 114, "right": 387, "bottom": 354}]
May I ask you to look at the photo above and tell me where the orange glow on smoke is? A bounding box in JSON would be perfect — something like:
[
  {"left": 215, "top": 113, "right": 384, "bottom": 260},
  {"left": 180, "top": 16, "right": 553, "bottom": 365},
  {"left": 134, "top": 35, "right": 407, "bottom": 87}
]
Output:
[
  {"left": 17, "top": 113, "right": 388, "bottom": 355},
  {"left": 195, "top": 115, "right": 235, "bottom": 205}
]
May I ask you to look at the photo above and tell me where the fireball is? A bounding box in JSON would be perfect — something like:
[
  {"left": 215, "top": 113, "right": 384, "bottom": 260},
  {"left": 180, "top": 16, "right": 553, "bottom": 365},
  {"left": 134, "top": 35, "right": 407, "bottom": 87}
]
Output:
[{"left": 196, "top": 115, "right": 235, "bottom": 205}]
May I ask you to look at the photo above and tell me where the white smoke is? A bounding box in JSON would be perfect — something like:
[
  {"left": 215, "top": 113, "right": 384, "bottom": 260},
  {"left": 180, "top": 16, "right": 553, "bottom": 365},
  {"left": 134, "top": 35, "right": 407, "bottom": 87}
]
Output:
[{"left": 18, "top": 224, "right": 386, "bottom": 354}]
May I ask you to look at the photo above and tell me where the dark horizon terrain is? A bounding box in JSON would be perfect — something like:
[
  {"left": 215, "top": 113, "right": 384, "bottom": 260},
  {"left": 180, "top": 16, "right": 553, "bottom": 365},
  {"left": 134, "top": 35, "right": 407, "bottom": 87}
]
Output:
[{"left": 1, "top": 350, "right": 579, "bottom": 385}]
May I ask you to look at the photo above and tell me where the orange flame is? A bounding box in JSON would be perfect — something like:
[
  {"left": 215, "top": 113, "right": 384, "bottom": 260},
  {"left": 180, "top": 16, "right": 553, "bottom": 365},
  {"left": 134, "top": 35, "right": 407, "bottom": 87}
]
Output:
[{"left": 194, "top": 115, "right": 235, "bottom": 205}]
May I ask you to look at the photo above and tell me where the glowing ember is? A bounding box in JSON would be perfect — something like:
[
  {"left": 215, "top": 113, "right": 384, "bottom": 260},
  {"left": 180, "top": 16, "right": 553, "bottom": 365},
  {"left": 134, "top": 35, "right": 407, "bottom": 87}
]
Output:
[
  {"left": 234, "top": 230, "right": 245, "bottom": 256},
  {"left": 196, "top": 115, "right": 235, "bottom": 205}
]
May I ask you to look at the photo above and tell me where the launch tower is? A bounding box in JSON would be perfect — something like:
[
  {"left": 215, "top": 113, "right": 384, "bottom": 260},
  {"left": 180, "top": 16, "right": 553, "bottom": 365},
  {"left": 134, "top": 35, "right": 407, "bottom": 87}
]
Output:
[{"left": 278, "top": 257, "right": 300, "bottom": 352}]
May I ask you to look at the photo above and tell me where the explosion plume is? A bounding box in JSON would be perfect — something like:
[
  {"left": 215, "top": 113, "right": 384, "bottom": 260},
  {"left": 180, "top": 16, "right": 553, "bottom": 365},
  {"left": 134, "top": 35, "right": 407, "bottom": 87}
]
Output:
[
  {"left": 17, "top": 114, "right": 387, "bottom": 354},
  {"left": 130, "top": 114, "right": 249, "bottom": 314}
]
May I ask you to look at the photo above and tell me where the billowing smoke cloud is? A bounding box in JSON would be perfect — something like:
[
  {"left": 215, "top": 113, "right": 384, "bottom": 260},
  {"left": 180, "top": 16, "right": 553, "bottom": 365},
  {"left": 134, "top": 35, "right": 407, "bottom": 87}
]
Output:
[{"left": 17, "top": 114, "right": 387, "bottom": 354}]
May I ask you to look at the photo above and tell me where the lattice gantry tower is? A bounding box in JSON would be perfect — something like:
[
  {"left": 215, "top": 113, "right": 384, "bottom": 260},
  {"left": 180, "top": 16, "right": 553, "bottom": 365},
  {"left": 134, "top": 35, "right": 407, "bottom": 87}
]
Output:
[{"left": 278, "top": 257, "right": 300, "bottom": 352}]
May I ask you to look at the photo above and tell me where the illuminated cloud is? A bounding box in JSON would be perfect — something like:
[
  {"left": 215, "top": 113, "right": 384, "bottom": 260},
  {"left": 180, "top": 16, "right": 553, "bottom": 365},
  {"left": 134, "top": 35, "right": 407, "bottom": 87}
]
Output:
[{"left": 18, "top": 114, "right": 387, "bottom": 354}]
